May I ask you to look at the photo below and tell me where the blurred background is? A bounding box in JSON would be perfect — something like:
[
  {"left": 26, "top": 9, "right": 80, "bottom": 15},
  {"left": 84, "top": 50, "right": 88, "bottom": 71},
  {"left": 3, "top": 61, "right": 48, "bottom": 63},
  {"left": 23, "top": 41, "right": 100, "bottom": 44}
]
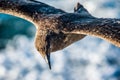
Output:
[{"left": 0, "top": 0, "right": 120, "bottom": 80}]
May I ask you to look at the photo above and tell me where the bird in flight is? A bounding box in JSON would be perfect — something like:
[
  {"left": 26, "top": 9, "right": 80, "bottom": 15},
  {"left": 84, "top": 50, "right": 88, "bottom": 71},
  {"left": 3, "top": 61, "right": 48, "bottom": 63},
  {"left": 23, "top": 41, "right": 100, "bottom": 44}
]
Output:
[{"left": 0, "top": 0, "right": 120, "bottom": 69}]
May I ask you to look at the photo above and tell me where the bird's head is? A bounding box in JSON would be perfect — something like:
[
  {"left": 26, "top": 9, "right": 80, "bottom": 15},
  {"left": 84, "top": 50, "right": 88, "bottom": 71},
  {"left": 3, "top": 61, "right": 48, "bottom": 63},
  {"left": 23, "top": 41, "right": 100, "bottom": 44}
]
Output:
[
  {"left": 34, "top": 28, "right": 67, "bottom": 69},
  {"left": 35, "top": 28, "right": 85, "bottom": 69}
]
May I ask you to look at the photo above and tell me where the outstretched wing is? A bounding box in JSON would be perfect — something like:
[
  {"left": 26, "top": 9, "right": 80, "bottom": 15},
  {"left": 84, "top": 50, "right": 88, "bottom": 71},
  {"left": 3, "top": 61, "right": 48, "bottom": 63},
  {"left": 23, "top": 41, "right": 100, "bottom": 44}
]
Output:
[
  {"left": 61, "top": 18, "right": 120, "bottom": 47},
  {"left": 0, "top": 0, "right": 65, "bottom": 24}
]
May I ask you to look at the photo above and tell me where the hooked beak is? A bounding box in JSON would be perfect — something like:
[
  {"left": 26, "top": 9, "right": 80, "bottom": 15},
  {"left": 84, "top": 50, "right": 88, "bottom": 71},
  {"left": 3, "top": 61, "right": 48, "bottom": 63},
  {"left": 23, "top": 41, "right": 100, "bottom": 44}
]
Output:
[
  {"left": 45, "top": 32, "right": 52, "bottom": 70},
  {"left": 41, "top": 53, "right": 51, "bottom": 70},
  {"left": 42, "top": 31, "right": 52, "bottom": 69}
]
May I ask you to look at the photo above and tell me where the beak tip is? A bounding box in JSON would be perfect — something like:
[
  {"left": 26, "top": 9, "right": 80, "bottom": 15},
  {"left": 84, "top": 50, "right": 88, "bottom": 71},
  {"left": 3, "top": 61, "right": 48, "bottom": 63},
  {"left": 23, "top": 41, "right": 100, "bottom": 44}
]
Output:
[
  {"left": 42, "top": 54, "right": 52, "bottom": 70},
  {"left": 48, "top": 59, "right": 52, "bottom": 70},
  {"left": 49, "top": 65, "right": 52, "bottom": 70}
]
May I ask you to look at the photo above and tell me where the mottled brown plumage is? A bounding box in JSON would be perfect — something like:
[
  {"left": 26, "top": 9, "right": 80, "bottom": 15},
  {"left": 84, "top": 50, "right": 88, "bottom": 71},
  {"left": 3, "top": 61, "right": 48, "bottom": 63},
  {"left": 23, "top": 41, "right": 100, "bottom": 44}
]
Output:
[{"left": 0, "top": 0, "right": 120, "bottom": 69}]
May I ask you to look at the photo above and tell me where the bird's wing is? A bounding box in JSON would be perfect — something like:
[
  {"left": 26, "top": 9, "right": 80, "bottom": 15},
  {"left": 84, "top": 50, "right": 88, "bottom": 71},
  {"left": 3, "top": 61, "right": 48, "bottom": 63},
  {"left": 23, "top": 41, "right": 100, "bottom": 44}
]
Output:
[
  {"left": 61, "top": 18, "right": 120, "bottom": 47},
  {"left": 0, "top": 0, "right": 65, "bottom": 24}
]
